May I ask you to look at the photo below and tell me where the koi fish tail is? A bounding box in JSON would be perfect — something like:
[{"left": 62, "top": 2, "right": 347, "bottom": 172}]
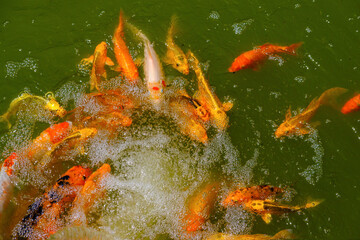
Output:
[
  {"left": 270, "top": 229, "right": 295, "bottom": 239},
  {"left": 0, "top": 114, "right": 11, "bottom": 129},
  {"left": 168, "top": 15, "right": 178, "bottom": 38},
  {"left": 318, "top": 87, "right": 348, "bottom": 109},
  {"left": 115, "top": 10, "right": 125, "bottom": 38},
  {"left": 127, "top": 22, "right": 151, "bottom": 47},
  {"left": 280, "top": 42, "right": 303, "bottom": 55}
]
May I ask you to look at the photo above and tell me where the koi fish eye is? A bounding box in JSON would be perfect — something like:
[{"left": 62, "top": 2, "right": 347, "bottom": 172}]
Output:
[{"left": 176, "top": 63, "right": 180, "bottom": 67}]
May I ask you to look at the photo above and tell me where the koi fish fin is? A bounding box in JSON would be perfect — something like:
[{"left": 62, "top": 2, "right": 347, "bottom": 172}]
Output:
[
  {"left": 285, "top": 106, "right": 292, "bottom": 120},
  {"left": 310, "top": 121, "right": 321, "bottom": 128},
  {"left": 285, "top": 42, "right": 303, "bottom": 55},
  {"left": 222, "top": 102, "right": 233, "bottom": 112},
  {"left": 251, "top": 64, "right": 261, "bottom": 71},
  {"left": 270, "top": 229, "right": 296, "bottom": 239},
  {"left": 318, "top": 87, "right": 348, "bottom": 109},
  {"left": 261, "top": 213, "right": 272, "bottom": 224},
  {"left": 169, "top": 15, "right": 178, "bottom": 38},
  {"left": 304, "top": 97, "right": 320, "bottom": 112},
  {"left": 134, "top": 57, "right": 143, "bottom": 67},
  {"left": 162, "top": 55, "right": 172, "bottom": 65},
  {"left": 105, "top": 57, "right": 115, "bottom": 66},
  {"left": 299, "top": 127, "right": 313, "bottom": 135},
  {"left": 80, "top": 55, "right": 94, "bottom": 65}
]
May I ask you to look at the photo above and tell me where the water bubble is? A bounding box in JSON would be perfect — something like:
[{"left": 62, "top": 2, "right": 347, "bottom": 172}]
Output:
[{"left": 232, "top": 19, "right": 254, "bottom": 35}]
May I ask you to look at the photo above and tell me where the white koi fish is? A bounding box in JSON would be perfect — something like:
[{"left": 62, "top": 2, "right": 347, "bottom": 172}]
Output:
[{"left": 128, "top": 23, "right": 165, "bottom": 104}]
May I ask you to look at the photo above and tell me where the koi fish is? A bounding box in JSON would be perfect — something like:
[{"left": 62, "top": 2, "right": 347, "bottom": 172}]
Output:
[
  {"left": 169, "top": 95, "right": 208, "bottom": 144},
  {"left": 113, "top": 11, "right": 140, "bottom": 83},
  {"left": 183, "top": 182, "right": 220, "bottom": 232},
  {"left": 206, "top": 229, "right": 295, "bottom": 240},
  {"left": 0, "top": 92, "right": 66, "bottom": 129},
  {"left": 341, "top": 93, "right": 360, "bottom": 114},
  {"left": 128, "top": 23, "right": 165, "bottom": 104},
  {"left": 163, "top": 15, "right": 189, "bottom": 75},
  {"left": 69, "top": 163, "right": 111, "bottom": 226},
  {"left": 275, "top": 87, "right": 348, "bottom": 138},
  {"left": 244, "top": 199, "right": 322, "bottom": 224},
  {"left": 222, "top": 185, "right": 284, "bottom": 207},
  {"left": 187, "top": 50, "right": 233, "bottom": 130},
  {"left": 228, "top": 42, "right": 303, "bottom": 72},
  {"left": 89, "top": 42, "right": 114, "bottom": 91},
  {"left": 177, "top": 90, "right": 210, "bottom": 122},
  {"left": 13, "top": 166, "right": 92, "bottom": 240},
  {"left": 35, "top": 127, "right": 97, "bottom": 170}
]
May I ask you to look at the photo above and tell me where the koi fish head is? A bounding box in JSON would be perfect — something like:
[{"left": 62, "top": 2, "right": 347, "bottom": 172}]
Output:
[
  {"left": 173, "top": 54, "right": 189, "bottom": 75},
  {"left": 275, "top": 121, "right": 295, "bottom": 138},
  {"left": 228, "top": 56, "right": 252, "bottom": 72},
  {"left": 212, "top": 109, "right": 229, "bottom": 130},
  {"left": 61, "top": 166, "right": 92, "bottom": 187},
  {"left": 94, "top": 41, "right": 108, "bottom": 58},
  {"left": 148, "top": 81, "right": 164, "bottom": 104}
]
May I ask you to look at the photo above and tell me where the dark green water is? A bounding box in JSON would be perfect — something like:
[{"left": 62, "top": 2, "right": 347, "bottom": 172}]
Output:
[{"left": 1, "top": 0, "right": 360, "bottom": 239}]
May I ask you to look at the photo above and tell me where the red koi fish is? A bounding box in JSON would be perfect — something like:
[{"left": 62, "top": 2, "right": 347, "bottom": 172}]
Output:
[
  {"left": 341, "top": 93, "right": 360, "bottom": 114},
  {"left": 13, "top": 166, "right": 92, "bottom": 240},
  {"left": 228, "top": 42, "right": 303, "bottom": 72},
  {"left": 113, "top": 11, "right": 140, "bottom": 84}
]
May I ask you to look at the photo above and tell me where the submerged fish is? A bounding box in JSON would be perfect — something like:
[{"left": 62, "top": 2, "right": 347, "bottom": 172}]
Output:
[
  {"left": 341, "top": 93, "right": 360, "bottom": 114},
  {"left": 128, "top": 23, "right": 165, "bottom": 104},
  {"left": 183, "top": 182, "right": 220, "bottom": 233},
  {"left": 275, "top": 87, "right": 348, "bottom": 138},
  {"left": 169, "top": 94, "right": 208, "bottom": 144},
  {"left": 113, "top": 11, "right": 140, "bottom": 83},
  {"left": 222, "top": 185, "right": 284, "bottom": 207},
  {"left": 206, "top": 229, "right": 295, "bottom": 240},
  {"left": 69, "top": 163, "right": 111, "bottom": 226},
  {"left": 89, "top": 42, "right": 113, "bottom": 91},
  {"left": 163, "top": 15, "right": 189, "bottom": 75},
  {"left": 0, "top": 92, "right": 66, "bottom": 129},
  {"left": 228, "top": 42, "right": 303, "bottom": 72},
  {"left": 13, "top": 166, "right": 92, "bottom": 240},
  {"left": 244, "top": 199, "right": 322, "bottom": 224},
  {"left": 187, "top": 50, "right": 233, "bottom": 130}
]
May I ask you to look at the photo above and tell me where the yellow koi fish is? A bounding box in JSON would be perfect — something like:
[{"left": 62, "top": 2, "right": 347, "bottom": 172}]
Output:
[
  {"left": 187, "top": 51, "right": 233, "bottom": 130},
  {"left": 128, "top": 23, "right": 165, "bottom": 104},
  {"left": 0, "top": 92, "right": 66, "bottom": 128},
  {"left": 206, "top": 229, "right": 295, "bottom": 240},
  {"left": 244, "top": 199, "right": 322, "bottom": 224},
  {"left": 275, "top": 87, "right": 348, "bottom": 138},
  {"left": 163, "top": 15, "right": 189, "bottom": 75}
]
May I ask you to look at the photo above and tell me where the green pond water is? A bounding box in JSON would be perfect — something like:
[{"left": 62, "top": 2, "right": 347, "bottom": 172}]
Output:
[{"left": 1, "top": 0, "right": 360, "bottom": 239}]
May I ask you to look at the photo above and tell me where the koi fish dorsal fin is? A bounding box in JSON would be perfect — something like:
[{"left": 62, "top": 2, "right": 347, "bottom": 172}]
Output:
[
  {"left": 285, "top": 106, "right": 292, "bottom": 120},
  {"left": 318, "top": 87, "right": 348, "bottom": 108},
  {"left": 282, "top": 42, "right": 303, "bottom": 55},
  {"left": 270, "top": 229, "right": 295, "bottom": 239},
  {"left": 261, "top": 213, "right": 272, "bottom": 224}
]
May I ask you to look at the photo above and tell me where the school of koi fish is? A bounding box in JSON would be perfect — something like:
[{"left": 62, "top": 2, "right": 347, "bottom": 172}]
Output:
[{"left": 0, "top": 11, "right": 358, "bottom": 240}]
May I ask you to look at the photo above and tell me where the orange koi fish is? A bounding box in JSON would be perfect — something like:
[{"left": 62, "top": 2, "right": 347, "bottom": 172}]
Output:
[
  {"left": 13, "top": 166, "right": 92, "bottom": 240},
  {"left": 222, "top": 185, "right": 284, "bottom": 207},
  {"left": 163, "top": 15, "right": 189, "bottom": 75},
  {"left": 69, "top": 163, "right": 111, "bottom": 226},
  {"left": 178, "top": 90, "right": 210, "bottom": 122},
  {"left": 187, "top": 50, "right": 233, "bottom": 130},
  {"left": 244, "top": 199, "right": 322, "bottom": 224},
  {"left": 89, "top": 42, "right": 114, "bottom": 91},
  {"left": 341, "top": 93, "right": 360, "bottom": 114},
  {"left": 113, "top": 11, "right": 140, "bottom": 84},
  {"left": 275, "top": 87, "right": 348, "bottom": 138},
  {"left": 183, "top": 182, "right": 220, "bottom": 233},
  {"left": 169, "top": 94, "right": 208, "bottom": 144},
  {"left": 128, "top": 23, "right": 165, "bottom": 104},
  {"left": 228, "top": 42, "right": 303, "bottom": 72},
  {"left": 206, "top": 229, "right": 295, "bottom": 240},
  {"left": 35, "top": 127, "right": 97, "bottom": 170}
]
